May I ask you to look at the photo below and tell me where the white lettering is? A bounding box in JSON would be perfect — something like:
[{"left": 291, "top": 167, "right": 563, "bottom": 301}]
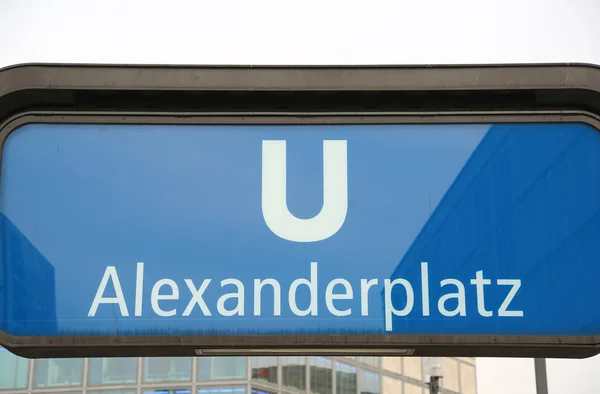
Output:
[
  {"left": 88, "top": 266, "right": 129, "bottom": 317},
  {"left": 438, "top": 278, "right": 467, "bottom": 317},
  {"left": 135, "top": 262, "right": 144, "bottom": 316},
  {"left": 360, "top": 279, "right": 378, "bottom": 316},
  {"left": 289, "top": 262, "right": 318, "bottom": 316},
  {"left": 497, "top": 279, "right": 523, "bottom": 317},
  {"left": 325, "top": 279, "right": 353, "bottom": 316},
  {"left": 182, "top": 279, "right": 212, "bottom": 316},
  {"left": 261, "top": 140, "right": 348, "bottom": 242},
  {"left": 470, "top": 270, "right": 492, "bottom": 317},
  {"left": 151, "top": 279, "right": 179, "bottom": 317},
  {"left": 217, "top": 279, "right": 245, "bottom": 316},
  {"left": 254, "top": 278, "right": 282, "bottom": 316},
  {"left": 384, "top": 278, "right": 415, "bottom": 331},
  {"left": 421, "top": 262, "right": 430, "bottom": 316},
  {"left": 88, "top": 262, "right": 526, "bottom": 322}
]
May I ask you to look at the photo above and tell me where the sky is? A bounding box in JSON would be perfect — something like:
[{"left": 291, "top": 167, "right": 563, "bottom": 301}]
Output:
[{"left": 2, "top": 0, "right": 600, "bottom": 393}]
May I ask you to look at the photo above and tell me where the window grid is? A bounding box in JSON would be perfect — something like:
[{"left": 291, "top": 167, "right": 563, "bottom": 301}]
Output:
[
  {"left": 143, "top": 358, "right": 193, "bottom": 384},
  {"left": 304, "top": 358, "right": 310, "bottom": 394},
  {"left": 250, "top": 357, "right": 278, "bottom": 390},
  {"left": 138, "top": 357, "right": 144, "bottom": 388},
  {"left": 32, "top": 359, "right": 84, "bottom": 389},
  {"left": 196, "top": 385, "right": 247, "bottom": 394},
  {"left": 281, "top": 357, "right": 306, "bottom": 393},
  {"left": 330, "top": 360, "right": 336, "bottom": 394},
  {"left": 82, "top": 359, "right": 89, "bottom": 389},
  {"left": 192, "top": 357, "right": 197, "bottom": 386},
  {"left": 0, "top": 354, "right": 476, "bottom": 394},
  {"left": 28, "top": 359, "right": 35, "bottom": 392}
]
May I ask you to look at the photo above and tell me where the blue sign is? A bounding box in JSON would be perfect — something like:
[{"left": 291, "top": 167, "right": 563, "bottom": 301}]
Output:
[{"left": 1, "top": 121, "right": 600, "bottom": 338}]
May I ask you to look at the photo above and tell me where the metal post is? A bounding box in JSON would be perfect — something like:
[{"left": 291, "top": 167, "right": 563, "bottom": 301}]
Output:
[
  {"left": 429, "top": 375, "right": 441, "bottom": 394},
  {"left": 424, "top": 357, "right": 443, "bottom": 394},
  {"left": 534, "top": 358, "right": 549, "bottom": 394}
]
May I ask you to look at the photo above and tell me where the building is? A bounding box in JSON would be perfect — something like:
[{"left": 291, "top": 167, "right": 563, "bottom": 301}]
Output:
[{"left": 0, "top": 351, "right": 477, "bottom": 394}]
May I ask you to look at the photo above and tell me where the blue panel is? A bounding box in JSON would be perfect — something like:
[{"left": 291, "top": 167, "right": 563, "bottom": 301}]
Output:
[{"left": 0, "top": 122, "right": 599, "bottom": 337}]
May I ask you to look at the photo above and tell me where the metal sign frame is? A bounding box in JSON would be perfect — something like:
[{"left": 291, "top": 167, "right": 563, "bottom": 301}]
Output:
[{"left": 1, "top": 63, "right": 600, "bottom": 359}]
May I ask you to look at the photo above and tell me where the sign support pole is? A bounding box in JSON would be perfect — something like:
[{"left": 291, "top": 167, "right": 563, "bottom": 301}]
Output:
[
  {"left": 425, "top": 357, "right": 443, "bottom": 394},
  {"left": 534, "top": 358, "right": 549, "bottom": 394},
  {"left": 429, "top": 376, "right": 441, "bottom": 394}
]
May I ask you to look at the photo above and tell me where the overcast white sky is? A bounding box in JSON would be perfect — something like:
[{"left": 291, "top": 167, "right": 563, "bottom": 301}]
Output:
[{"left": 2, "top": 1, "right": 600, "bottom": 393}]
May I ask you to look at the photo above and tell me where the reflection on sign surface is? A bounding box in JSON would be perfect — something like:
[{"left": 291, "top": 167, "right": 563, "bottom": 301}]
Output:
[{"left": 1, "top": 122, "right": 599, "bottom": 338}]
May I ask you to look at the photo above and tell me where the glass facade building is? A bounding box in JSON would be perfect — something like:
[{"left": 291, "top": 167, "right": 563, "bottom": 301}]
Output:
[{"left": 0, "top": 349, "right": 477, "bottom": 394}]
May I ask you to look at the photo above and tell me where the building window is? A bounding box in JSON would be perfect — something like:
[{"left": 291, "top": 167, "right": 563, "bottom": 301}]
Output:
[
  {"left": 88, "top": 391, "right": 137, "bottom": 394},
  {"left": 251, "top": 388, "right": 276, "bottom": 394},
  {"left": 36, "top": 392, "right": 82, "bottom": 394},
  {"left": 0, "top": 347, "right": 29, "bottom": 389},
  {"left": 198, "top": 357, "right": 247, "bottom": 381},
  {"left": 357, "top": 357, "right": 380, "bottom": 368},
  {"left": 282, "top": 356, "right": 306, "bottom": 390},
  {"left": 143, "top": 358, "right": 192, "bottom": 383},
  {"left": 34, "top": 358, "right": 83, "bottom": 388},
  {"left": 359, "top": 369, "right": 380, "bottom": 394},
  {"left": 381, "top": 357, "right": 401, "bottom": 375},
  {"left": 88, "top": 358, "right": 137, "bottom": 385},
  {"left": 251, "top": 356, "right": 277, "bottom": 384},
  {"left": 198, "top": 386, "right": 247, "bottom": 394},
  {"left": 142, "top": 389, "right": 192, "bottom": 394},
  {"left": 310, "top": 357, "right": 332, "bottom": 394},
  {"left": 382, "top": 376, "right": 402, "bottom": 394},
  {"left": 335, "top": 362, "right": 356, "bottom": 394}
]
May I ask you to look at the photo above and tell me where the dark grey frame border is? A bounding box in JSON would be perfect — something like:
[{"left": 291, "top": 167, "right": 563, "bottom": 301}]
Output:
[{"left": 2, "top": 63, "right": 600, "bottom": 359}]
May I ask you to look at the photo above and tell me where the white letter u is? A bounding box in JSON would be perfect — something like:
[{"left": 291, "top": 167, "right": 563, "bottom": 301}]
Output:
[{"left": 262, "top": 140, "right": 348, "bottom": 243}]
